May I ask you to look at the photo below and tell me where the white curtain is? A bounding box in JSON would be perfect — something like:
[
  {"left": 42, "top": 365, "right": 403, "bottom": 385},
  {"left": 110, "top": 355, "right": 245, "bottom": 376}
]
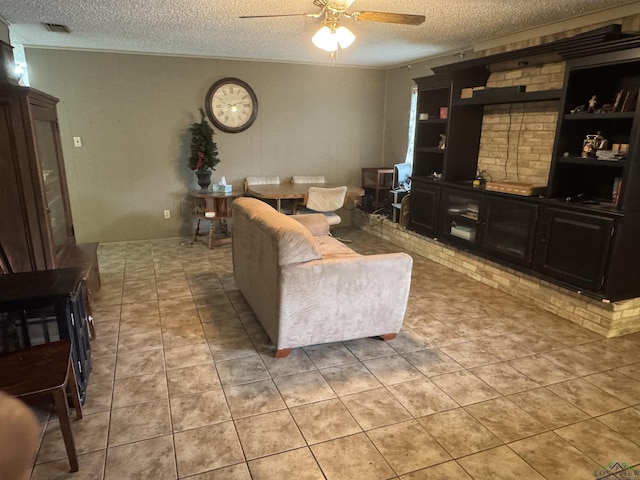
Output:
[{"left": 404, "top": 85, "right": 418, "bottom": 164}]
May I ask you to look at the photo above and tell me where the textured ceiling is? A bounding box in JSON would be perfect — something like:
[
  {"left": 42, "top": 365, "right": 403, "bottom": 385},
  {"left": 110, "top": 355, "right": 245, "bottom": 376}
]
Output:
[{"left": 2, "top": 0, "right": 640, "bottom": 68}]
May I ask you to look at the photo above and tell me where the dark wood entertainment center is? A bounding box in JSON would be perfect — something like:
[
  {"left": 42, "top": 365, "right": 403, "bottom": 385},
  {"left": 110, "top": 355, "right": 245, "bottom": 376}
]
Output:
[{"left": 409, "top": 25, "right": 640, "bottom": 302}]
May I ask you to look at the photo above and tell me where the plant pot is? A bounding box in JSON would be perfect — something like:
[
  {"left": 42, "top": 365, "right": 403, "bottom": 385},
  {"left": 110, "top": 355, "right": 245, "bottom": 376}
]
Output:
[{"left": 195, "top": 170, "right": 212, "bottom": 190}]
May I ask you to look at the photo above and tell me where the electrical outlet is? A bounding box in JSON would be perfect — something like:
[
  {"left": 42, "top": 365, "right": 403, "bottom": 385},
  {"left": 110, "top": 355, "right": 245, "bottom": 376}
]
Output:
[
  {"left": 73, "top": 137, "right": 82, "bottom": 147},
  {"left": 163, "top": 210, "right": 171, "bottom": 219}
]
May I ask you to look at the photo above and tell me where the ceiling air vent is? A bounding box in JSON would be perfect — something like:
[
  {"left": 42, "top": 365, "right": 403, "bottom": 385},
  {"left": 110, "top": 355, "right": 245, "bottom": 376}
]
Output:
[{"left": 43, "top": 23, "right": 71, "bottom": 33}]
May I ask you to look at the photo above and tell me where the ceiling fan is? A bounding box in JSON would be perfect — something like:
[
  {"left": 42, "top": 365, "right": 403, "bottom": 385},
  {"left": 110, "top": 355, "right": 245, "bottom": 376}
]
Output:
[{"left": 240, "top": 0, "right": 425, "bottom": 53}]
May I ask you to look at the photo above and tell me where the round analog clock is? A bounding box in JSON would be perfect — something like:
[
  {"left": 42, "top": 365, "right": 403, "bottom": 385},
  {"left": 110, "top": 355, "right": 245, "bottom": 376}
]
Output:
[{"left": 204, "top": 77, "right": 258, "bottom": 133}]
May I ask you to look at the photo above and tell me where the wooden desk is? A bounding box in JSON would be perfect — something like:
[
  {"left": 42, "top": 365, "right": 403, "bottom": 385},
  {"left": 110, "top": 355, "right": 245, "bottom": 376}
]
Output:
[
  {"left": 0, "top": 339, "right": 83, "bottom": 472},
  {"left": 190, "top": 190, "right": 242, "bottom": 249},
  {"left": 247, "top": 183, "right": 364, "bottom": 212},
  {"left": 361, "top": 167, "right": 394, "bottom": 210}
]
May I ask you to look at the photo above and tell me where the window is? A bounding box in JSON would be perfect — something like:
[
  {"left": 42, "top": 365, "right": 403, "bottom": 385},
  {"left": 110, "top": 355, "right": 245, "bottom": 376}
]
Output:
[
  {"left": 12, "top": 44, "right": 30, "bottom": 86},
  {"left": 404, "top": 85, "right": 418, "bottom": 164}
]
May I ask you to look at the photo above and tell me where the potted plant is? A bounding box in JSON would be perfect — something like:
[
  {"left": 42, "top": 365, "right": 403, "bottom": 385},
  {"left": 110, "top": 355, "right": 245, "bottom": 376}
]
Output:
[{"left": 188, "top": 108, "right": 220, "bottom": 190}]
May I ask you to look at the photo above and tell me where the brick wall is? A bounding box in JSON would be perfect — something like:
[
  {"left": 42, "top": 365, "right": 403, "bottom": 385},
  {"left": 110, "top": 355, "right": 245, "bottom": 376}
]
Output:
[
  {"left": 354, "top": 210, "right": 640, "bottom": 338},
  {"left": 476, "top": 63, "right": 564, "bottom": 186},
  {"left": 474, "top": 14, "right": 640, "bottom": 185}
]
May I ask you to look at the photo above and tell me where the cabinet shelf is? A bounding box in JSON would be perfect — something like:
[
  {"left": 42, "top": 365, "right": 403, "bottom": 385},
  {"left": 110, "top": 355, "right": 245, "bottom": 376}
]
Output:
[
  {"left": 562, "top": 112, "right": 635, "bottom": 120},
  {"left": 43, "top": 172, "right": 59, "bottom": 186},
  {"left": 556, "top": 155, "right": 626, "bottom": 167},
  {"left": 452, "top": 89, "right": 563, "bottom": 106},
  {"left": 192, "top": 213, "right": 232, "bottom": 220},
  {"left": 547, "top": 197, "right": 621, "bottom": 213},
  {"left": 419, "top": 118, "right": 447, "bottom": 124},
  {"left": 48, "top": 193, "right": 63, "bottom": 207}
]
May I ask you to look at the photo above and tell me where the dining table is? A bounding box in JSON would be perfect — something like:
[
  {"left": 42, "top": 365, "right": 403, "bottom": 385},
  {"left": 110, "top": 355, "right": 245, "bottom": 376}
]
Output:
[{"left": 246, "top": 182, "right": 365, "bottom": 212}]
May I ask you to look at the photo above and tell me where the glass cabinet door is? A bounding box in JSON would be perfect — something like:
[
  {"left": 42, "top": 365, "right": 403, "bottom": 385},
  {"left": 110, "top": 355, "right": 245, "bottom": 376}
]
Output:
[
  {"left": 482, "top": 197, "right": 538, "bottom": 266},
  {"left": 33, "top": 119, "right": 70, "bottom": 255},
  {"left": 441, "top": 190, "right": 482, "bottom": 245}
]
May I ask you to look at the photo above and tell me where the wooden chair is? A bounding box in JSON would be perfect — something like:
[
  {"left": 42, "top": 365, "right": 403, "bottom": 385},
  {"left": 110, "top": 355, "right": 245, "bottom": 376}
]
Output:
[
  {"left": 0, "top": 339, "right": 83, "bottom": 472},
  {"left": 293, "top": 186, "right": 348, "bottom": 226},
  {"left": 291, "top": 175, "right": 325, "bottom": 184},
  {"left": 244, "top": 176, "right": 281, "bottom": 192}
]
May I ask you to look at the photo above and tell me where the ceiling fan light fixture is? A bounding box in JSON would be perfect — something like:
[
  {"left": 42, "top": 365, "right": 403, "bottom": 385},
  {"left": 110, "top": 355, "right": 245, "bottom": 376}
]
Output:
[
  {"left": 312, "top": 25, "right": 337, "bottom": 52},
  {"left": 332, "top": 0, "right": 356, "bottom": 10},
  {"left": 312, "top": 24, "right": 355, "bottom": 52},
  {"left": 336, "top": 25, "right": 355, "bottom": 49}
]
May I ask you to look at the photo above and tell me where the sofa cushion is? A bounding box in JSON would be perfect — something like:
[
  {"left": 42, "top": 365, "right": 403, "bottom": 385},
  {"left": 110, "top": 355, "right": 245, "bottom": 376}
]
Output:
[
  {"left": 314, "top": 236, "right": 360, "bottom": 259},
  {"left": 233, "top": 197, "right": 322, "bottom": 266},
  {"left": 290, "top": 214, "right": 330, "bottom": 237}
]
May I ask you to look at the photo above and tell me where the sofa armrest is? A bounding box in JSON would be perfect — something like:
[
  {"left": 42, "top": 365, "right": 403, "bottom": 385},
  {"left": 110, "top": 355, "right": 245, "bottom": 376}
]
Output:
[
  {"left": 290, "top": 214, "right": 330, "bottom": 236},
  {"left": 277, "top": 252, "right": 413, "bottom": 349}
]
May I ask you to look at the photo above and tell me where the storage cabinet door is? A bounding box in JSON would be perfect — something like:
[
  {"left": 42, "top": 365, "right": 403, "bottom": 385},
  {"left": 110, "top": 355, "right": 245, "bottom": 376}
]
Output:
[
  {"left": 440, "top": 188, "right": 482, "bottom": 246},
  {"left": 31, "top": 103, "right": 75, "bottom": 267},
  {"left": 482, "top": 197, "right": 538, "bottom": 266},
  {"left": 408, "top": 181, "right": 440, "bottom": 236},
  {"left": 535, "top": 208, "right": 614, "bottom": 291},
  {"left": 69, "top": 287, "right": 92, "bottom": 402}
]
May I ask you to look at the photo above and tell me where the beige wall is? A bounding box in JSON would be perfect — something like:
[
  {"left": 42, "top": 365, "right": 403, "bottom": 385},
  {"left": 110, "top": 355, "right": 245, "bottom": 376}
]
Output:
[
  {"left": 25, "top": 49, "right": 386, "bottom": 243},
  {"left": 0, "top": 19, "right": 9, "bottom": 43}
]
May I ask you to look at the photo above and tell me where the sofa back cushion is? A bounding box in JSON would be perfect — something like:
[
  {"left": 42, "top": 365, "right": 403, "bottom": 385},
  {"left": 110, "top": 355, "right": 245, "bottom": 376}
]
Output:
[{"left": 232, "top": 197, "right": 322, "bottom": 266}]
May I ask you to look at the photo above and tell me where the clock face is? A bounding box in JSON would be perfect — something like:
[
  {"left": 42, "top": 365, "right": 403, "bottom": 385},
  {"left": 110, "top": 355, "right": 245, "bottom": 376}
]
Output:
[{"left": 205, "top": 78, "right": 258, "bottom": 133}]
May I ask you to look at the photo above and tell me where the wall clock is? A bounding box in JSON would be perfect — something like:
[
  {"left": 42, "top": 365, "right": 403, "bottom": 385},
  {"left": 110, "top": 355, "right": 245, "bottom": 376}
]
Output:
[{"left": 204, "top": 77, "right": 258, "bottom": 133}]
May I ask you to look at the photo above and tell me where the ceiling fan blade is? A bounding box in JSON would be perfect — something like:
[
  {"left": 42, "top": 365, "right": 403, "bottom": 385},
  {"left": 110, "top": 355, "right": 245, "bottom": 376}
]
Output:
[
  {"left": 350, "top": 11, "right": 425, "bottom": 25},
  {"left": 239, "top": 13, "right": 308, "bottom": 19}
]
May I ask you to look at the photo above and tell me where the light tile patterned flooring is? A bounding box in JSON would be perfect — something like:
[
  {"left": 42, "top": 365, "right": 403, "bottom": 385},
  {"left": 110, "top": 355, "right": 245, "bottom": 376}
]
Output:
[{"left": 29, "top": 229, "right": 640, "bottom": 480}]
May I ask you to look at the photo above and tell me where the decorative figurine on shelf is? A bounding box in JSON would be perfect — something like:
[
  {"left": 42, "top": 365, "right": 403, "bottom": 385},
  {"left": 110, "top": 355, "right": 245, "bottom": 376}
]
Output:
[
  {"left": 595, "top": 131, "right": 609, "bottom": 150},
  {"left": 601, "top": 90, "right": 624, "bottom": 113},
  {"left": 438, "top": 134, "right": 446, "bottom": 149},
  {"left": 570, "top": 104, "right": 586, "bottom": 114},
  {"left": 582, "top": 134, "right": 598, "bottom": 158},
  {"left": 588, "top": 95, "right": 598, "bottom": 112}
]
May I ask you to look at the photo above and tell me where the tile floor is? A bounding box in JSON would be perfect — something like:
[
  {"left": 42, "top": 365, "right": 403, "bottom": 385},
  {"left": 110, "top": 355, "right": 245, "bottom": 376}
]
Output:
[{"left": 28, "top": 228, "right": 640, "bottom": 480}]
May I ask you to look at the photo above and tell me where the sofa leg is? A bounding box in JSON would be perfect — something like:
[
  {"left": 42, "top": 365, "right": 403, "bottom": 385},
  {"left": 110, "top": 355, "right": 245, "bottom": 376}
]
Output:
[
  {"left": 275, "top": 348, "right": 291, "bottom": 358},
  {"left": 382, "top": 333, "right": 397, "bottom": 341}
]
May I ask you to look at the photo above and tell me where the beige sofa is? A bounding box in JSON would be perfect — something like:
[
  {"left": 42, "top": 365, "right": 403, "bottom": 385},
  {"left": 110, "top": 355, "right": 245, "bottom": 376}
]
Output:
[{"left": 232, "top": 197, "right": 413, "bottom": 357}]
